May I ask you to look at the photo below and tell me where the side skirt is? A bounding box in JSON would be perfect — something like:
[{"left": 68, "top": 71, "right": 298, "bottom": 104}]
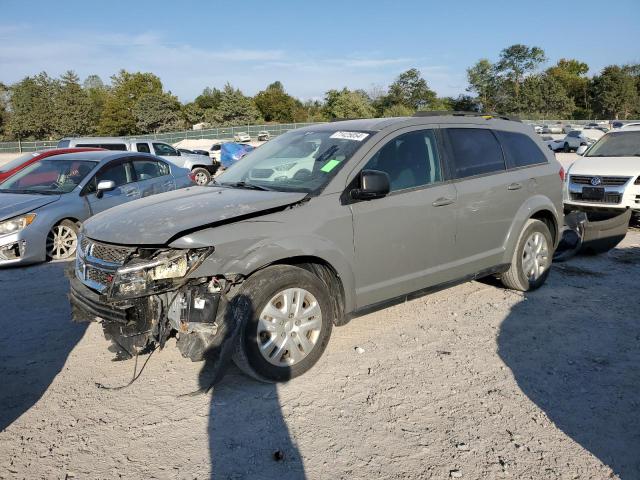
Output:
[{"left": 343, "top": 263, "right": 510, "bottom": 323}]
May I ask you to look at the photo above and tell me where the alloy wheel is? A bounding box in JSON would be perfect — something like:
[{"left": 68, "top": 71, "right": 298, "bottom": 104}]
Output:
[{"left": 46, "top": 224, "right": 78, "bottom": 260}]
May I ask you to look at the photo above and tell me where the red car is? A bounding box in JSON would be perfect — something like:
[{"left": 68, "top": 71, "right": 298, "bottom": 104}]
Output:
[{"left": 0, "top": 148, "right": 105, "bottom": 183}]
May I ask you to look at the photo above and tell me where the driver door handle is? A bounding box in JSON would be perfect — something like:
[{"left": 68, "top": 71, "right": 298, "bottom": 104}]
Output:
[
  {"left": 507, "top": 182, "right": 523, "bottom": 191},
  {"left": 432, "top": 197, "right": 455, "bottom": 207}
]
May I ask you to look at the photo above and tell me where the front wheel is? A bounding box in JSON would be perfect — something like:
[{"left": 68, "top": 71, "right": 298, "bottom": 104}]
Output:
[
  {"left": 232, "top": 265, "right": 333, "bottom": 382},
  {"left": 191, "top": 167, "right": 211, "bottom": 186},
  {"left": 500, "top": 219, "right": 553, "bottom": 292},
  {"left": 46, "top": 219, "right": 79, "bottom": 260}
]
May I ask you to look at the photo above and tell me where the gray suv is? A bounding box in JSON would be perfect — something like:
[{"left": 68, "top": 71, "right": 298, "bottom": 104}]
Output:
[{"left": 70, "top": 114, "right": 563, "bottom": 383}]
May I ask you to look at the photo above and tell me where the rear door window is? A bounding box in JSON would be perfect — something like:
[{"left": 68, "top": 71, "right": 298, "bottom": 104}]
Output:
[
  {"left": 445, "top": 128, "right": 505, "bottom": 178},
  {"left": 494, "top": 130, "right": 548, "bottom": 169},
  {"left": 133, "top": 159, "right": 169, "bottom": 180}
]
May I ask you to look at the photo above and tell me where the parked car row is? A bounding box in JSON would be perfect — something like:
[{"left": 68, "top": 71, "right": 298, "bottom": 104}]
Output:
[
  {"left": 3, "top": 116, "right": 634, "bottom": 386},
  {"left": 543, "top": 130, "right": 595, "bottom": 152},
  {"left": 58, "top": 137, "right": 218, "bottom": 185}
]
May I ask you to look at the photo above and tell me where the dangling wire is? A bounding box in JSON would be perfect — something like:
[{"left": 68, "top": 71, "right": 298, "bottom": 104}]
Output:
[{"left": 96, "top": 346, "right": 157, "bottom": 390}]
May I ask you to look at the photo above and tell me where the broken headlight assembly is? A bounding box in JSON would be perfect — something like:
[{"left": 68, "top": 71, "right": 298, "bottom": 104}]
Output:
[
  {"left": 109, "top": 247, "right": 213, "bottom": 300},
  {"left": 0, "top": 213, "right": 36, "bottom": 236}
]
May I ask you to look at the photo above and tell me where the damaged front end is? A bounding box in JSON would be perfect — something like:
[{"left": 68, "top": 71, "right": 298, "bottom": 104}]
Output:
[{"left": 69, "top": 234, "right": 237, "bottom": 363}]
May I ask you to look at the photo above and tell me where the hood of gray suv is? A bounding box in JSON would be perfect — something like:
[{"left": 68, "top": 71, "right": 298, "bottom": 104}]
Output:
[
  {"left": 84, "top": 186, "right": 307, "bottom": 245},
  {"left": 0, "top": 193, "right": 61, "bottom": 222}
]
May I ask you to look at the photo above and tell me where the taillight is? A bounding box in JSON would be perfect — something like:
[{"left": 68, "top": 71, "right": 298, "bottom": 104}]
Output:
[
  {"left": 188, "top": 172, "right": 197, "bottom": 183},
  {"left": 559, "top": 166, "right": 565, "bottom": 182}
]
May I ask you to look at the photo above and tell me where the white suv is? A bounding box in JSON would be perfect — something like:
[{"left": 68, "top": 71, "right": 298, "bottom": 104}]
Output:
[{"left": 564, "top": 128, "right": 640, "bottom": 215}]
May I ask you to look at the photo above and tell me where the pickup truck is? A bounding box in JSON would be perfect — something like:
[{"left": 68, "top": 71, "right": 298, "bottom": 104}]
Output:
[{"left": 57, "top": 137, "right": 218, "bottom": 185}]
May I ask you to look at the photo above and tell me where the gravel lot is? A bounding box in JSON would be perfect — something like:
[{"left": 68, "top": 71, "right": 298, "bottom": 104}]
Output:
[{"left": 1, "top": 226, "right": 639, "bottom": 479}]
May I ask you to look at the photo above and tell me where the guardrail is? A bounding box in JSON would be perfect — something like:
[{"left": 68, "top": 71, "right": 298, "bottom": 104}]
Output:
[{"left": 0, "top": 122, "right": 323, "bottom": 154}]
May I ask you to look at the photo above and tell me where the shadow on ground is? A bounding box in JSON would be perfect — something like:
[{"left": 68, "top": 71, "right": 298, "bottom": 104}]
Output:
[
  {"left": 198, "top": 293, "right": 305, "bottom": 479},
  {"left": 0, "top": 262, "right": 87, "bottom": 431},
  {"left": 498, "top": 248, "right": 640, "bottom": 478}
]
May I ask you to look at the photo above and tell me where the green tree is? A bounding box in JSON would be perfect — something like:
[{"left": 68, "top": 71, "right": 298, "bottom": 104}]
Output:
[
  {"left": 8, "top": 72, "right": 57, "bottom": 140},
  {"left": 382, "top": 103, "right": 414, "bottom": 117},
  {"left": 385, "top": 68, "right": 436, "bottom": 110},
  {"left": 466, "top": 59, "right": 499, "bottom": 112},
  {"left": 494, "top": 44, "right": 546, "bottom": 113},
  {"left": 206, "top": 83, "right": 261, "bottom": 126},
  {"left": 591, "top": 65, "right": 638, "bottom": 119},
  {"left": 182, "top": 102, "right": 206, "bottom": 126},
  {"left": 98, "top": 70, "right": 164, "bottom": 135},
  {"left": 546, "top": 59, "right": 590, "bottom": 114},
  {"left": 253, "top": 81, "right": 301, "bottom": 122},
  {"left": 323, "top": 88, "right": 376, "bottom": 119},
  {"left": 134, "top": 92, "right": 184, "bottom": 133},
  {"left": 52, "top": 71, "right": 93, "bottom": 136},
  {"left": 194, "top": 87, "right": 223, "bottom": 110},
  {"left": 521, "top": 74, "right": 574, "bottom": 119},
  {"left": 0, "top": 83, "right": 9, "bottom": 140},
  {"left": 83, "top": 75, "right": 109, "bottom": 134}
]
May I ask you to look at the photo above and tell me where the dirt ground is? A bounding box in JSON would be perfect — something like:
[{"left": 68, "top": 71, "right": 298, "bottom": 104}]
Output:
[{"left": 1, "top": 224, "right": 639, "bottom": 479}]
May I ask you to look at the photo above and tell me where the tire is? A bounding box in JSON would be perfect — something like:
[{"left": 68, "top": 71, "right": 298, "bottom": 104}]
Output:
[
  {"left": 500, "top": 219, "right": 553, "bottom": 292},
  {"left": 46, "top": 219, "right": 80, "bottom": 260},
  {"left": 232, "top": 265, "right": 334, "bottom": 382},
  {"left": 191, "top": 167, "right": 211, "bottom": 186}
]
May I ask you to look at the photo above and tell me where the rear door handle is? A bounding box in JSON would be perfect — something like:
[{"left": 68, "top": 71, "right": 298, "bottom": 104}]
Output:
[
  {"left": 507, "top": 183, "right": 523, "bottom": 191},
  {"left": 432, "top": 197, "right": 455, "bottom": 207}
]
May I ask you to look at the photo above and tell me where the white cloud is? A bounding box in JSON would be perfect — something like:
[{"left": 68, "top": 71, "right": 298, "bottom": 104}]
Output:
[{"left": 0, "top": 24, "right": 464, "bottom": 99}]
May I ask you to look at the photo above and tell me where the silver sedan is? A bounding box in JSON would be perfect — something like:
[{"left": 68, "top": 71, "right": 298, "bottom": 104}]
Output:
[{"left": 0, "top": 151, "right": 193, "bottom": 266}]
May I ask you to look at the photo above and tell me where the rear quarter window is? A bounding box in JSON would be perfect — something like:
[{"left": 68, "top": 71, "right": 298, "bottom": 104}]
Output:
[{"left": 494, "top": 130, "right": 548, "bottom": 169}]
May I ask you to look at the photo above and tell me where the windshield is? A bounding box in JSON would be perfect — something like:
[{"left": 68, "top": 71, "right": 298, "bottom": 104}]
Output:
[
  {"left": 0, "top": 159, "right": 97, "bottom": 194},
  {"left": 585, "top": 131, "right": 640, "bottom": 157},
  {"left": 0, "top": 152, "right": 38, "bottom": 173},
  {"left": 217, "top": 128, "right": 373, "bottom": 193}
]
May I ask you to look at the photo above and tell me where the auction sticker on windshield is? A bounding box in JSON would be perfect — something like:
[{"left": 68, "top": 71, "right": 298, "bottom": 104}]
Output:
[{"left": 330, "top": 131, "right": 369, "bottom": 141}]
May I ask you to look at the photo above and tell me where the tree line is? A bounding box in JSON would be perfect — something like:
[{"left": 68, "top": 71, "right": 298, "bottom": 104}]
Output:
[{"left": 0, "top": 43, "right": 639, "bottom": 142}]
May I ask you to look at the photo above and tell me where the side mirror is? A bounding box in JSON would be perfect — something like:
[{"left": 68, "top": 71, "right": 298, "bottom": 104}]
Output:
[
  {"left": 576, "top": 145, "right": 588, "bottom": 156},
  {"left": 96, "top": 180, "right": 116, "bottom": 198},
  {"left": 350, "top": 170, "right": 390, "bottom": 200}
]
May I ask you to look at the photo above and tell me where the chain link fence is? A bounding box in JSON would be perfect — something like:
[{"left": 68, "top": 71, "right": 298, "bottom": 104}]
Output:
[
  {"left": 0, "top": 122, "right": 323, "bottom": 154},
  {"left": 2, "top": 119, "right": 639, "bottom": 154}
]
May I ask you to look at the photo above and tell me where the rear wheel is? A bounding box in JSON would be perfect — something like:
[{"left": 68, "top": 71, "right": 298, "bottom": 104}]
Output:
[
  {"left": 232, "top": 265, "right": 333, "bottom": 382},
  {"left": 191, "top": 167, "right": 211, "bottom": 185},
  {"left": 501, "top": 219, "right": 553, "bottom": 292},
  {"left": 46, "top": 219, "right": 79, "bottom": 260}
]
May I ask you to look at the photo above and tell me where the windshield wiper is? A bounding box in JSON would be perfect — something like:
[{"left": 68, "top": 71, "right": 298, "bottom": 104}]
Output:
[
  {"left": 0, "top": 189, "right": 57, "bottom": 195},
  {"left": 220, "top": 181, "right": 273, "bottom": 191}
]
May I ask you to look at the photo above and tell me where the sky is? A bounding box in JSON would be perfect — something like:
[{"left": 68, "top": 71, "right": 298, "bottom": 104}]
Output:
[{"left": 1, "top": 0, "right": 639, "bottom": 102}]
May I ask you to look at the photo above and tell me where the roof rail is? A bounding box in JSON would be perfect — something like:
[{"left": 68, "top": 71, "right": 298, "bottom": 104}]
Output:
[
  {"left": 329, "top": 117, "right": 366, "bottom": 122},
  {"left": 412, "top": 111, "right": 522, "bottom": 122}
]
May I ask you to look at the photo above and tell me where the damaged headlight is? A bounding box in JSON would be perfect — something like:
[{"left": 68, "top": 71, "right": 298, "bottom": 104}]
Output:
[
  {"left": 0, "top": 213, "right": 36, "bottom": 236},
  {"left": 110, "top": 248, "right": 212, "bottom": 299}
]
